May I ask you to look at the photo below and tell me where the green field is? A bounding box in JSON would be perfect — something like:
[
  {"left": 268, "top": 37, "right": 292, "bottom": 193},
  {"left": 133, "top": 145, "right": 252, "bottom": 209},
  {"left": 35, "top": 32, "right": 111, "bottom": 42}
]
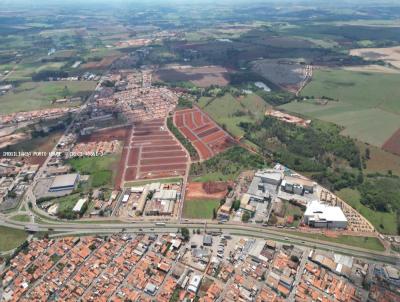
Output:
[
  {"left": 0, "top": 226, "right": 28, "bottom": 252},
  {"left": 183, "top": 199, "right": 220, "bottom": 219},
  {"left": 0, "top": 81, "right": 96, "bottom": 114},
  {"left": 68, "top": 154, "right": 120, "bottom": 188},
  {"left": 198, "top": 93, "right": 270, "bottom": 138},
  {"left": 282, "top": 229, "right": 385, "bottom": 252},
  {"left": 280, "top": 68, "right": 400, "bottom": 146},
  {"left": 10, "top": 214, "right": 31, "bottom": 222},
  {"left": 336, "top": 188, "right": 398, "bottom": 235}
]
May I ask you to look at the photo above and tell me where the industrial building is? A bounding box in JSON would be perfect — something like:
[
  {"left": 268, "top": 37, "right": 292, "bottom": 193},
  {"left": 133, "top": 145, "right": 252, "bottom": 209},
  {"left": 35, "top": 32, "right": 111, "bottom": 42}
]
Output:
[
  {"left": 304, "top": 200, "right": 348, "bottom": 229},
  {"left": 254, "top": 170, "right": 283, "bottom": 186},
  {"left": 49, "top": 173, "right": 79, "bottom": 192},
  {"left": 282, "top": 175, "right": 315, "bottom": 195},
  {"left": 72, "top": 198, "right": 87, "bottom": 213}
]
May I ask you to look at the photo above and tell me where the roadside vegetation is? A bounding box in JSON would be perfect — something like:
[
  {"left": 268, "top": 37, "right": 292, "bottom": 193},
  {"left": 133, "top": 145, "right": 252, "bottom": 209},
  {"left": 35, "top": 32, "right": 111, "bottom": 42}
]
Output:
[
  {"left": 0, "top": 226, "right": 28, "bottom": 252},
  {"left": 167, "top": 116, "right": 199, "bottom": 161}
]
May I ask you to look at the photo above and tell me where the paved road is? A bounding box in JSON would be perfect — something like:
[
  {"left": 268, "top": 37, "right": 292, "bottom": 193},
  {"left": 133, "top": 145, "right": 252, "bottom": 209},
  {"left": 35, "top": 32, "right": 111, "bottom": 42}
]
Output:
[{"left": 1, "top": 217, "right": 399, "bottom": 265}]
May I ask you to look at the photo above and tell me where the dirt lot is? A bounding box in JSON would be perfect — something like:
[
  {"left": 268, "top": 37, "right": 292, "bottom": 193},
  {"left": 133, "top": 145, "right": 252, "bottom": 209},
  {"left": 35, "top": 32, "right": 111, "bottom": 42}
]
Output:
[
  {"left": 155, "top": 65, "right": 230, "bottom": 87},
  {"left": 119, "top": 119, "right": 189, "bottom": 185},
  {"left": 350, "top": 46, "right": 400, "bottom": 69},
  {"left": 186, "top": 182, "right": 228, "bottom": 200},
  {"left": 81, "top": 55, "right": 120, "bottom": 69},
  {"left": 78, "top": 126, "right": 130, "bottom": 143},
  {"left": 382, "top": 128, "right": 400, "bottom": 156},
  {"left": 0, "top": 132, "right": 29, "bottom": 149}
]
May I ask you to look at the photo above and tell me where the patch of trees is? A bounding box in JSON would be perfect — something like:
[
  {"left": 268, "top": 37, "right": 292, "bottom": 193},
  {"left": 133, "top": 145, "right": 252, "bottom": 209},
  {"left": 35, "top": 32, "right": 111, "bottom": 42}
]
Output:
[
  {"left": 167, "top": 117, "right": 199, "bottom": 161},
  {"left": 190, "top": 146, "right": 265, "bottom": 177},
  {"left": 256, "top": 91, "right": 297, "bottom": 106},
  {"left": 32, "top": 70, "right": 69, "bottom": 81},
  {"left": 240, "top": 117, "right": 361, "bottom": 173},
  {"left": 358, "top": 176, "right": 400, "bottom": 213}
]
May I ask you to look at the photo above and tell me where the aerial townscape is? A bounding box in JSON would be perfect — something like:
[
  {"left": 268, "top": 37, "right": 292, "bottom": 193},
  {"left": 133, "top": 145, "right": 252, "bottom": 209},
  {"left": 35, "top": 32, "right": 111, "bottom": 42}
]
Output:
[{"left": 0, "top": 0, "right": 400, "bottom": 301}]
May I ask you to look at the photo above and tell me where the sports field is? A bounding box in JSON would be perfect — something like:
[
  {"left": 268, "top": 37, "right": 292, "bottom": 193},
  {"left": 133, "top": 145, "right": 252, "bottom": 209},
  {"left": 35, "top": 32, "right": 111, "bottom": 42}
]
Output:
[
  {"left": 0, "top": 81, "right": 96, "bottom": 114},
  {"left": 280, "top": 68, "right": 400, "bottom": 146}
]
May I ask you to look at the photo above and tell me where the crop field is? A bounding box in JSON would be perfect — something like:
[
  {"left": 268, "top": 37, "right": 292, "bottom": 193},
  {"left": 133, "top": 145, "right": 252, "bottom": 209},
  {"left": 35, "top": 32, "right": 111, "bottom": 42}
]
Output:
[
  {"left": 182, "top": 199, "right": 220, "bottom": 219},
  {"left": 118, "top": 119, "right": 189, "bottom": 186},
  {"left": 174, "top": 107, "right": 234, "bottom": 160},
  {"left": 382, "top": 128, "right": 400, "bottom": 156},
  {"left": 154, "top": 65, "right": 230, "bottom": 87},
  {"left": 0, "top": 81, "right": 96, "bottom": 114},
  {"left": 6, "top": 61, "right": 67, "bottom": 82},
  {"left": 280, "top": 68, "right": 400, "bottom": 146},
  {"left": 350, "top": 46, "right": 400, "bottom": 69},
  {"left": 357, "top": 142, "right": 400, "bottom": 176},
  {"left": 198, "top": 93, "right": 270, "bottom": 138}
]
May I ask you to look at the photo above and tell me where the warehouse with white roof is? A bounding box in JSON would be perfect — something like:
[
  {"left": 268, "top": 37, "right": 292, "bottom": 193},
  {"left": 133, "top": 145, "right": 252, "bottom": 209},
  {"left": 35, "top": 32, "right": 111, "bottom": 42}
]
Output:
[{"left": 304, "top": 200, "right": 348, "bottom": 229}]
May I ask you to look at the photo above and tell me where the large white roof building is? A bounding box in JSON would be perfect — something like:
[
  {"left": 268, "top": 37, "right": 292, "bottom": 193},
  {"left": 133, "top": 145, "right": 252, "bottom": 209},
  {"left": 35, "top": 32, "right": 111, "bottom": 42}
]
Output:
[{"left": 304, "top": 200, "right": 347, "bottom": 229}]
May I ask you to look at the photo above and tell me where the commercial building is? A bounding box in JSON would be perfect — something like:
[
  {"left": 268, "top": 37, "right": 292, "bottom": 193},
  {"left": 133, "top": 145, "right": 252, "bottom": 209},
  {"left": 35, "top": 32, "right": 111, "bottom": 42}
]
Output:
[
  {"left": 304, "top": 200, "right": 348, "bottom": 229},
  {"left": 49, "top": 173, "right": 79, "bottom": 192},
  {"left": 187, "top": 274, "right": 202, "bottom": 293},
  {"left": 282, "top": 175, "right": 315, "bottom": 194},
  {"left": 72, "top": 198, "right": 87, "bottom": 213}
]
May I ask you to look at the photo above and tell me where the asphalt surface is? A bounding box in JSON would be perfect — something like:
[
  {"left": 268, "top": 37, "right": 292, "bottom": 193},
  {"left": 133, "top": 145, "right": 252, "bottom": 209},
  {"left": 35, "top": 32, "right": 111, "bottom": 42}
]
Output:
[{"left": 1, "top": 216, "right": 399, "bottom": 266}]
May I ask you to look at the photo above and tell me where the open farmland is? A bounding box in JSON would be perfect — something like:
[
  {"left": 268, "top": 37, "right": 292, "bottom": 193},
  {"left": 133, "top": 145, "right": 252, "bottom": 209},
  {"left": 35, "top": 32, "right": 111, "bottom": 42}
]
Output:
[
  {"left": 198, "top": 93, "right": 270, "bottom": 138},
  {"left": 280, "top": 68, "right": 400, "bottom": 147},
  {"left": 0, "top": 81, "right": 96, "bottom": 114},
  {"left": 155, "top": 65, "right": 230, "bottom": 87},
  {"left": 174, "top": 107, "right": 234, "bottom": 161},
  {"left": 350, "top": 46, "right": 400, "bottom": 68},
  {"left": 118, "top": 119, "right": 189, "bottom": 186},
  {"left": 382, "top": 128, "right": 400, "bottom": 156}
]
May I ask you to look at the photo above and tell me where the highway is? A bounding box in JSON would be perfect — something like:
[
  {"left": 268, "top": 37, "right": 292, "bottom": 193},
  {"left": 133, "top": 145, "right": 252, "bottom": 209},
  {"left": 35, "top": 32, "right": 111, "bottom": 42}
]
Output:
[{"left": 1, "top": 215, "right": 399, "bottom": 266}]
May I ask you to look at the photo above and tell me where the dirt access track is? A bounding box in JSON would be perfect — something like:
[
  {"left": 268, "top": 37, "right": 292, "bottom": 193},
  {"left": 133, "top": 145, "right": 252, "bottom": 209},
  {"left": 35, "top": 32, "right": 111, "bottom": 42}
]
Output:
[
  {"left": 116, "top": 119, "right": 189, "bottom": 187},
  {"left": 174, "top": 107, "right": 234, "bottom": 161}
]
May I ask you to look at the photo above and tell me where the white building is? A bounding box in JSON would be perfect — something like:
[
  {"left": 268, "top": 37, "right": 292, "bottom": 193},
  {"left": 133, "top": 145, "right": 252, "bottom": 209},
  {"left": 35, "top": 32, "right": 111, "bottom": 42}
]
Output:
[
  {"left": 72, "top": 198, "right": 87, "bottom": 213},
  {"left": 187, "top": 274, "right": 202, "bottom": 293},
  {"left": 304, "top": 200, "right": 347, "bottom": 229}
]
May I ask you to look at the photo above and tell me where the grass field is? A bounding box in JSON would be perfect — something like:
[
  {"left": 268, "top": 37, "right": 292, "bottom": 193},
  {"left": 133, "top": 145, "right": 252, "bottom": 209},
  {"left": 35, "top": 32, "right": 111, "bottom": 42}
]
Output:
[
  {"left": 280, "top": 68, "right": 400, "bottom": 146},
  {"left": 358, "top": 142, "right": 400, "bottom": 176},
  {"left": 0, "top": 226, "right": 28, "bottom": 252},
  {"left": 56, "top": 194, "right": 80, "bottom": 212},
  {"left": 183, "top": 199, "right": 220, "bottom": 219},
  {"left": 198, "top": 93, "right": 270, "bottom": 138},
  {"left": 68, "top": 154, "right": 120, "bottom": 188},
  {"left": 336, "top": 188, "right": 398, "bottom": 235},
  {"left": 10, "top": 214, "right": 31, "bottom": 222},
  {"left": 282, "top": 230, "right": 385, "bottom": 252},
  {"left": 0, "top": 81, "right": 96, "bottom": 114}
]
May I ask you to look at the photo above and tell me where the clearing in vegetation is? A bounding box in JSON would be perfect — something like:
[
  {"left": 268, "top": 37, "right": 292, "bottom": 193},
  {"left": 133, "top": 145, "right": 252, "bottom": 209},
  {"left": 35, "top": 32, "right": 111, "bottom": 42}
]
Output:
[
  {"left": 155, "top": 65, "right": 230, "bottom": 87},
  {"left": 68, "top": 154, "right": 120, "bottom": 188},
  {"left": 183, "top": 199, "right": 220, "bottom": 219}
]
